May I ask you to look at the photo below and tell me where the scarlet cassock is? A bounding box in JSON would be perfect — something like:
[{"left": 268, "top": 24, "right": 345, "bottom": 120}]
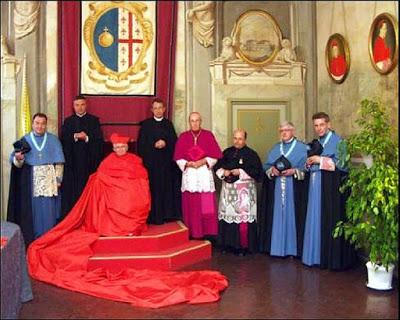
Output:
[{"left": 28, "top": 133, "right": 228, "bottom": 308}]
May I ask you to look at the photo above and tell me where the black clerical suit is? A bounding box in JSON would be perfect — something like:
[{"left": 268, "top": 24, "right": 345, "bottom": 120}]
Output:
[
  {"left": 60, "top": 113, "right": 103, "bottom": 219},
  {"left": 137, "top": 117, "right": 182, "bottom": 224}
]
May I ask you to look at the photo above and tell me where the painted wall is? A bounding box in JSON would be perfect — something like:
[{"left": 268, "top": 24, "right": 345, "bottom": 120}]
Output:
[
  {"left": 173, "top": 1, "right": 295, "bottom": 135},
  {"left": 316, "top": 1, "right": 398, "bottom": 138}
]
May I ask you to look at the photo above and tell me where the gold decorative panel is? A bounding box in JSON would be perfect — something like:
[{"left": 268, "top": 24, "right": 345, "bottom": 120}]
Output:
[{"left": 230, "top": 102, "right": 288, "bottom": 162}]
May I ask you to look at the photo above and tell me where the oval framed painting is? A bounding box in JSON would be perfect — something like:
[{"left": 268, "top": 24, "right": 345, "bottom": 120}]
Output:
[
  {"left": 325, "top": 33, "right": 350, "bottom": 84},
  {"left": 368, "top": 12, "right": 398, "bottom": 75},
  {"left": 231, "top": 10, "right": 282, "bottom": 67}
]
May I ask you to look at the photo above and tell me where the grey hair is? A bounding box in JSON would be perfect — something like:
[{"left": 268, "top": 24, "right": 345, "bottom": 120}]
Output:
[
  {"left": 279, "top": 120, "right": 295, "bottom": 129},
  {"left": 188, "top": 111, "right": 202, "bottom": 121}
]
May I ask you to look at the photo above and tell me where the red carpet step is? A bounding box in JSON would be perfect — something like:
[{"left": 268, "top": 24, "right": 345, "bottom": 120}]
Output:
[{"left": 87, "top": 221, "right": 212, "bottom": 272}]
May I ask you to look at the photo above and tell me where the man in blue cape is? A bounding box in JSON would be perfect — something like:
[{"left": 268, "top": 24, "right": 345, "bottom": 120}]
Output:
[
  {"left": 258, "top": 121, "right": 308, "bottom": 257},
  {"left": 302, "top": 112, "right": 356, "bottom": 270},
  {"left": 7, "top": 113, "right": 65, "bottom": 244}
]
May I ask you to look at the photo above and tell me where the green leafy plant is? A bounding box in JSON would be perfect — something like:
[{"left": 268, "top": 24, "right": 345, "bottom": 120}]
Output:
[{"left": 334, "top": 98, "right": 398, "bottom": 270}]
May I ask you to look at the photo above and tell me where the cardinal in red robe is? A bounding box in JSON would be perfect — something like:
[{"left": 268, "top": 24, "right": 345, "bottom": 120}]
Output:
[
  {"left": 329, "top": 40, "right": 346, "bottom": 77},
  {"left": 27, "top": 133, "right": 228, "bottom": 308},
  {"left": 373, "top": 20, "right": 391, "bottom": 72}
]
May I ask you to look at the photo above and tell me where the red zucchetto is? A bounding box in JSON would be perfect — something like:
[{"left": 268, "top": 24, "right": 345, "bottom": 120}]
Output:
[{"left": 110, "top": 133, "right": 130, "bottom": 144}]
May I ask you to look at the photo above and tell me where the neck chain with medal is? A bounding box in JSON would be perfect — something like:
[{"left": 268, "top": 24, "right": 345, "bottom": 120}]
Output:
[
  {"left": 191, "top": 129, "right": 201, "bottom": 145},
  {"left": 319, "top": 130, "right": 332, "bottom": 148},
  {"left": 280, "top": 138, "right": 297, "bottom": 158},
  {"left": 279, "top": 138, "right": 296, "bottom": 207},
  {"left": 234, "top": 147, "right": 244, "bottom": 165},
  {"left": 30, "top": 132, "right": 48, "bottom": 159}
]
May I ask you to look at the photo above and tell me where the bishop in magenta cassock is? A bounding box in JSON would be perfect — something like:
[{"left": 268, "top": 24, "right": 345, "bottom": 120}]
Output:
[{"left": 173, "top": 112, "right": 222, "bottom": 239}]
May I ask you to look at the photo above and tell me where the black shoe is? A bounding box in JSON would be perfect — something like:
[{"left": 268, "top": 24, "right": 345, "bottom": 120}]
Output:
[{"left": 233, "top": 248, "right": 243, "bottom": 256}]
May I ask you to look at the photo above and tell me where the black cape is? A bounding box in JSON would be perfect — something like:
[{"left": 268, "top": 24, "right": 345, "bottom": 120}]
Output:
[
  {"left": 7, "top": 164, "right": 34, "bottom": 246},
  {"left": 320, "top": 169, "right": 357, "bottom": 270},
  {"left": 258, "top": 173, "right": 308, "bottom": 257},
  {"left": 214, "top": 146, "right": 263, "bottom": 253},
  {"left": 137, "top": 118, "right": 182, "bottom": 224},
  {"left": 214, "top": 146, "right": 264, "bottom": 182},
  {"left": 60, "top": 113, "right": 103, "bottom": 218}
]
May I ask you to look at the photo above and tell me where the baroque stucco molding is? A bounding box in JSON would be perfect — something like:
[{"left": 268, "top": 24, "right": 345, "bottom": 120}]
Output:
[
  {"left": 14, "top": 1, "right": 41, "bottom": 40},
  {"left": 187, "top": 1, "right": 215, "bottom": 48}
]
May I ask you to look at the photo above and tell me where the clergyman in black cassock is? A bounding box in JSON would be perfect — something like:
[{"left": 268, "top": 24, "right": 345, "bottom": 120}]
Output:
[
  {"left": 137, "top": 98, "right": 182, "bottom": 224},
  {"left": 214, "top": 129, "right": 263, "bottom": 255},
  {"left": 60, "top": 95, "right": 103, "bottom": 219}
]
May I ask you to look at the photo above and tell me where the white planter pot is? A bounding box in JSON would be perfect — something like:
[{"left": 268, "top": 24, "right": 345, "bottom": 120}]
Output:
[
  {"left": 362, "top": 154, "right": 373, "bottom": 169},
  {"left": 366, "top": 261, "right": 395, "bottom": 290}
]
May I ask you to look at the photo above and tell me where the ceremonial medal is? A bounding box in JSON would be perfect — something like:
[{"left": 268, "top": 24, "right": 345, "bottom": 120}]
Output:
[{"left": 30, "top": 132, "right": 48, "bottom": 159}]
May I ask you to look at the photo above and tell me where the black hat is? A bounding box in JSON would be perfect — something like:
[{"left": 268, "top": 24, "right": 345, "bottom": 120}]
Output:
[
  {"left": 307, "top": 139, "right": 323, "bottom": 157},
  {"left": 13, "top": 138, "right": 31, "bottom": 154},
  {"left": 274, "top": 155, "right": 292, "bottom": 172}
]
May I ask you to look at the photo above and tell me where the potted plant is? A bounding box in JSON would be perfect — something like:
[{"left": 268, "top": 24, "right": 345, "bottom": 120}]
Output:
[{"left": 334, "top": 97, "right": 398, "bottom": 290}]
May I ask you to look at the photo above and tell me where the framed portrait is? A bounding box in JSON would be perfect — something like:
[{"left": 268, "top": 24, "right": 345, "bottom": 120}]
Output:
[
  {"left": 231, "top": 10, "right": 282, "bottom": 67},
  {"left": 368, "top": 12, "right": 398, "bottom": 75},
  {"left": 325, "top": 33, "right": 350, "bottom": 84}
]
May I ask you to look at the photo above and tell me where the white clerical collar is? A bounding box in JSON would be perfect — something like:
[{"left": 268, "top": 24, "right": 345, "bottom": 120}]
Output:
[
  {"left": 76, "top": 112, "right": 87, "bottom": 118},
  {"left": 154, "top": 116, "right": 163, "bottom": 122},
  {"left": 282, "top": 137, "right": 295, "bottom": 144}
]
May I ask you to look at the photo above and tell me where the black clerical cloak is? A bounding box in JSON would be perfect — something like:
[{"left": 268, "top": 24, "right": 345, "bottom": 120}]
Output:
[
  {"left": 60, "top": 113, "right": 103, "bottom": 218},
  {"left": 7, "top": 164, "right": 34, "bottom": 245},
  {"left": 320, "top": 170, "right": 357, "bottom": 270},
  {"left": 214, "top": 146, "right": 263, "bottom": 253},
  {"left": 137, "top": 118, "right": 182, "bottom": 224}
]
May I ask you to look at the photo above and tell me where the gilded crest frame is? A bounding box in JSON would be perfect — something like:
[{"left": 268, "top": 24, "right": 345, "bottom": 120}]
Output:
[
  {"left": 231, "top": 10, "right": 283, "bottom": 67},
  {"left": 82, "top": 1, "right": 154, "bottom": 82},
  {"left": 325, "top": 33, "right": 351, "bottom": 84},
  {"left": 368, "top": 12, "right": 398, "bottom": 75}
]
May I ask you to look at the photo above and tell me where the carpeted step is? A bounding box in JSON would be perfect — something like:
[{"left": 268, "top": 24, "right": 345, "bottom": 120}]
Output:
[
  {"left": 87, "top": 240, "right": 211, "bottom": 272},
  {"left": 90, "top": 221, "right": 189, "bottom": 254}
]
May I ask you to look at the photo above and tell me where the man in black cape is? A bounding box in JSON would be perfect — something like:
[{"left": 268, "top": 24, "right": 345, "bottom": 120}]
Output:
[
  {"left": 137, "top": 98, "right": 182, "bottom": 224},
  {"left": 60, "top": 95, "right": 103, "bottom": 219},
  {"left": 214, "top": 129, "right": 263, "bottom": 255}
]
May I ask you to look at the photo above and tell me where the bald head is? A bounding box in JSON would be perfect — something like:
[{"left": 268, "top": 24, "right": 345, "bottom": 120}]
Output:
[
  {"left": 189, "top": 112, "right": 202, "bottom": 131},
  {"left": 233, "top": 128, "right": 247, "bottom": 149}
]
